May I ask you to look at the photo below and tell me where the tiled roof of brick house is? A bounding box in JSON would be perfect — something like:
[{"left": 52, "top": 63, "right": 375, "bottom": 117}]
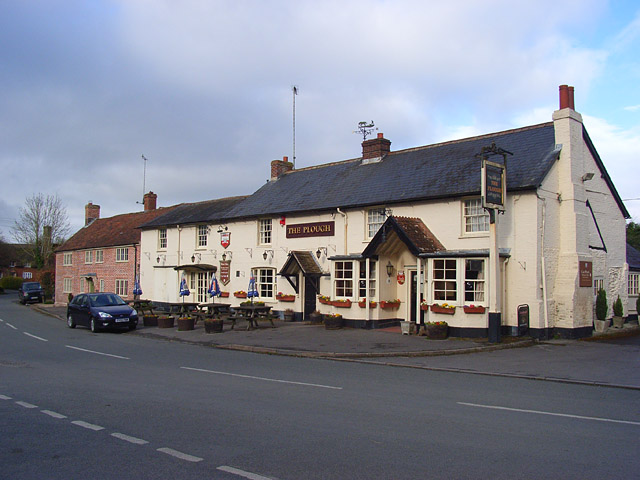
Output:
[{"left": 57, "top": 206, "right": 178, "bottom": 252}]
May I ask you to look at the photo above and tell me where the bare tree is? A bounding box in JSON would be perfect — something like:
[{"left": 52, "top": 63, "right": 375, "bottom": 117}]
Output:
[{"left": 11, "top": 193, "right": 71, "bottom": 268}]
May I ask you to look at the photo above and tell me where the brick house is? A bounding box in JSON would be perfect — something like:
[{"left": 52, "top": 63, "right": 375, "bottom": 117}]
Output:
[{"left": 54, "top": 192, "right": 176, "bottom": 304}]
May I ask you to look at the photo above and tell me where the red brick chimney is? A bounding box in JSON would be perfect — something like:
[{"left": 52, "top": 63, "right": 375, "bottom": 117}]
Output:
[
  {"left": 559, "top": 84, "right": 575, "bottom": 110},
  {"left": 143, "top": 191, "right": 157, "bottom": 211},
  {"left": 85, "top": 202, "right": 100, "bottom": 225},
  {"left": 270, "top": 156, "right": 294, "bottom": 180},
  {"left": 362, "top": 133, "right": 391, "bottom": 160}
]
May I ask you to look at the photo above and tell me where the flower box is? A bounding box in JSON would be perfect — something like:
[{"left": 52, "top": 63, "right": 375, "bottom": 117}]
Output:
[
  {"left": 220, "top": 292, "right": 230, "bottom": 298},
  {"left": 463, "top": 305, "right": 485, "bottom": 314},
  {"left": 324, "top": 314, "right": 344, "bottom": 330},
  {"left": 143, "top": 314, "right": 158, "bottom": 327},
  {"left": 318, "top": 296, "right": 331, "bottom": 305},
  {"left": 425, "top": 323, "right": 448, "bottom": 339},
  {"left": 430, "top": 305, "right": 455, "bottom": 314},
  {"left": 157, "top": 316, "right": 174, "bottom": 329},
  {"left": 204, "top": 318, "right": 223, "bottom": 333},
  {"left": 234, "top": 292, "right": 247, "bottom": 298},
  {"left": 358, "top": 300, "right": 377, "bottom": 308},
  {"left": 277, "top": 294, "right": 296, "bottom": 302},
  {"left": 420, "top": 304, "right": 429, "bottom": 311},
  {"left": 332, "top": 300, "right": 351, "bottom": 308},
  {"left": 177, "top": 316, "right": 195, "bottom": 331},
  {"left": 380, "top": 301, "right": 400, "bottom": 309}
]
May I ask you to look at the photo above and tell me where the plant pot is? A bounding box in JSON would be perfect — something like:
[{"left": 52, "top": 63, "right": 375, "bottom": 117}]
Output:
[
  {"left": 332, "top": 300, "right": 351, "bottom": 308},
  {"left": 278, "top": 295, "right": 295, "bottom": 302},
  {"left": 177, "top": 317, "right": 195, "bottom": 331},
  {"left": 234, "top": 293, "right": 247, "bottom": 298},
  {"left": 612, "top": 316, "right": 625, "bottom": 329},
  {"left": 204, "top": 319, "right": 223, "bottom": 333},
  {"left": 593, "top": 319, "right": 610, "bottom": 333},
  {"left": 283, "top": 312, "right": 295, "bottom": 322},
  {"left": 324, "top": 314, "right": 344, "bottom": 330},
  {"left": 463, "top": 306, "right": 486, "bottom": 314},
  {"left": 220, "top": 292, "right": 230, "bottom": 298},
  {"left": 400, "top": 321, "right": 414, "bottom": 335},
  {"left": 430, "top": 305, "right": 455, "bottom": 315},
  {"left": 143, "top": 315, "right": 158, "bottom": 327},
  {"left": 318, "top": 297, "right": 331, "bottom": 305},
  {"left": 308, "top": 312, "right": 323, "bottom": 325},
  {"left": 157, "top": 316, "right": 174, "bottom": 329},
  {"left": 426, "top": 324, "right": 448, "bottom": 339},
  {"left": 420, "top": 305, "right": 429, "bottom": 311},
  {"left": 380, "top": 301, "right": 400, "bottom": 309}
]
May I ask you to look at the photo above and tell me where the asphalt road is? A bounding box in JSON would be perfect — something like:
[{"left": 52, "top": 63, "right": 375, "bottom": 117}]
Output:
[{"left": 1, "top": 293, "right": 639, "bottom": 479}]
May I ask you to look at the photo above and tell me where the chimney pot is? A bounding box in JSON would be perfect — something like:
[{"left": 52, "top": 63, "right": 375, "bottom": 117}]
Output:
[
  {"left": 270, "top": 157, "right": 294, "bottom": 180},
  {"left": 377, "top": 133, "right": 384, "bottom": 139},
  {"left": 559, "top": 84, "right": 573, "bottom": 110}
]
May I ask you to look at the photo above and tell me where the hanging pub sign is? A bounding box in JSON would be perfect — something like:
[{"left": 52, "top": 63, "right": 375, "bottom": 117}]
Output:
[
  {"left": 219, "top": 260, "right": 231, "bottom": 286},
  {"left": 579, "top": 261, "right": 592, "bottom": 287},
  {"left": 220, "top": 232, "right": 231, "bottom": 249},
  {"left": 286, "top": 221, "right": 335, "bottom": 239},
  {"left": 481, "top": 159, "right": 506, "bottom": 211}
]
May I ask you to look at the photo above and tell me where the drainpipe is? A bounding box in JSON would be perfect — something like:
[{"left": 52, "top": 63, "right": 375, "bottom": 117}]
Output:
[
  {"left": 538, "top": 196, "right": 549, "bottom": 338},
  {"left": 336, "top": 208, "right": 347, "bottom": 255},
  {"left": 177, "top": 225, "right": 182, "bottom": 302}
]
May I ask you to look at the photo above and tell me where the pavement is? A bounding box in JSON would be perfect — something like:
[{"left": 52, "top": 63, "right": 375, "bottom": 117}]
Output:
[{"left": 34, "top": 303, "right": 640, "bottom": 390}]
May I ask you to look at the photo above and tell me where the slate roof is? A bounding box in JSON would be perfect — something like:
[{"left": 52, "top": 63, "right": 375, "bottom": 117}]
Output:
[
  {"left": 139, "top": 196, "right": 248, "bottom": 229},
  {"left": 628, "top": 243, "right": 640, "bottom": 271},
  {"left": 57, "top": 206, "right": 178, "bottom": 252},
  {"left": 223, "top": 123, "right": 561, "bottom": 219}
]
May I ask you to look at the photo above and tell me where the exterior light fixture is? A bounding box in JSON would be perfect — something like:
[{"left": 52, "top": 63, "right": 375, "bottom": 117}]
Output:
[
  {"left": 191, "top": 254, "right": 195, "bottom": 263},
  {"left": 221, "top": 252, "right": 226, "bottom": 261},
  {"left": 316, "top": 248, "right": 321, "bottom": 259},
  {"left": 581, "top": 172, "right": 595, "bottom": 182},
  {"left": 263, "top": 251, "right": 268, "bottom": 260},
  {"left": 386, "top": 261, "right": 394, "bottom": 277},
  {"left": 316, "top": 247, "right": 327, "bottom": 259},
  {"left": 156, "top": 256, "right": 160, "bottom": 263}
]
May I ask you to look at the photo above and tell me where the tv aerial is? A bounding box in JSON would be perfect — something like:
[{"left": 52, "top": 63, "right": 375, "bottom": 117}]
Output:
[{"left": 354, "top": 121, "right": 377, "bottom": 141}]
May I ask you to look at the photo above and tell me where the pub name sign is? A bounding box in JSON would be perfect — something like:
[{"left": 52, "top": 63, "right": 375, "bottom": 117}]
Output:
[
  {"left": 286, "top": 221, "right": 335, "bottom": 239},
  {"left": 482, "top": 159, "right": 506, "bottom": 211}
]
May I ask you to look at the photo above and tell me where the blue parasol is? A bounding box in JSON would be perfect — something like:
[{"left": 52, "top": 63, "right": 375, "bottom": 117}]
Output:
[
  {"left": 179, "top": 275, "right": 190, "bottom": 299},
  {"left": 208, "top": 271, "right": 221, "bottom": 301},
  {"left": 133, "top": 274, "right": 143, "bottom": 296},
  {"left": 247, "top": 273, "right": 259, "bottom": 303}
]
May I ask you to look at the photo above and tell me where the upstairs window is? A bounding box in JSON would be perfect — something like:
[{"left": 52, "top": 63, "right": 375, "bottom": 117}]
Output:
[
  {"left": 95, "top": 250, "right": 103, "bottom": 263},
  {"left": 158, "top": 229, "right": 167, "bottom": 250},
  {"left": 259, "top": 219, "right": 272, "bottom": 245},
  {"left": 197, "top": 225, "right": 208, "bottom": 248},
  {"left": 85, "top": 251, "right": 93, "bottom": 264},
  {"left": 116, "top": 247, "right": 129, "bottom": 262},
  {"left": 367, "top": 208, "right": 386, "bottom": 238},
  {"left": 63, "top": 253, "right": 72, "bottom": 266},
  {"left": 463, "top": 198, "right": 490, "bottom": 234}
]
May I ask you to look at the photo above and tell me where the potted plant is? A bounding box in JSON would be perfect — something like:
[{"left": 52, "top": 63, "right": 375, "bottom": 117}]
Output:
[
  {"left": 143, "top": 314, "right": 158, "bottom": 327},
  {"left": 463, "top": 304, "right": 486, "bottom": 314},
  {"left": 157, "top": 315, "right": 174, "bottom": 328},
  {"left": 425, "top": 320, "right": 448, "bottom": 339},
  {"left": 283, "top": 308, "right": 295, "bottom": 322},
  {"left": 177, "top": 316, "right": 195, "bottom": 331},
  {"left": 324, "top": 312, "right": 344, "bottom": 330},
  {"left": 308, "top": 310, "right": 323, "bottom": 325},
  {"left": 612, "top": 295, "right": 625, "bottom": 328},
  {"left": 204, "top": 317, "right": 223, "bottom": 333},
  {"left": 277, "top": 292, "right": 296, "bottom": 302},
  {"left": 594, "top": 288, "right": 609, "bottom": 333},
  {"left": 420, "top": 300, "right": 429, "bottom": 311},
  {"left": 430, "top": 303, "right": 456, "bottom": 314},
  {"left": 380, "top": 299, "right": 401, "bottom": 309},
  {"left": 318, "top": 295, "right": 331, "bottom": 305},
  {"left": 234, "top": 290, "right": 247, "bottom": 298},
  {"left": 358, "top": 299, "right": 377, "bottom": 308}
]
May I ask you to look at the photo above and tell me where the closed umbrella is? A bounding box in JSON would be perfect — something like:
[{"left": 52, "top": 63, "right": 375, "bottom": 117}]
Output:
[
  {"left": 247, "top": 273, "right": 259, "bottom": 304},
  {"left": 179, "top": 275, "right": 190, "bottom": 307},
  {"left": 133, "top": 274, "right": 143, "bottom": 297},
  {"left": 208, "top": 271, "right": 221, "bottom": 302}
]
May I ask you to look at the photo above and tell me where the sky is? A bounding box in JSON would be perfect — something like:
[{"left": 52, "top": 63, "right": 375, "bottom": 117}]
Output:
[{"left": 1, "top": 0, "right": 639, "bottom": 241}]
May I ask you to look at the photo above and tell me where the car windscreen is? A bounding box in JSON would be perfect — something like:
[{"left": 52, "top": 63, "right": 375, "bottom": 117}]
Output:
[
  {"left": 23, "top": 283, "right": 41, "bottom": 291},
  {"left": 89, "top": 294, "right": 126, "bottom": 307}
]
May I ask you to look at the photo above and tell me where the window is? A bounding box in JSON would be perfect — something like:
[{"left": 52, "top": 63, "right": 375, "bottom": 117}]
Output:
[
  {"left": 10, "top": 261, "right": 16, "bottom": 267},
  {"left": 80, "top": 277, "right": 85, "bottom": 293},
  {"left": 367, "top": 208, "right": 386, "bottom": 238},
  {"left": 115, "top": 279, "right": 128, "bottom": 297},
  {"left": 197, "top": 225, "right": 208, "bottom": 248},
  {"left": 63, "top": 253, "right": 72, "bottom": 266},
  {"left": 334, "top": 261, "right": 354, "bottom": 298},
  {"left": 85, "top": 251, "right": 93, "bottom": 264},
  {"left": 433, "top": 259, "right": 457, "bottom": 301},
  {"left": 629, "top": 273, "right": 639, "bottom": 296},
  {"left": 463, "top": 198, "right": 490, "bottom": 234},
  {"left": 259, "top": 219, "right": 272, "bottom": 245},
  {"left": 63, "top": 278, "right": 72, "bottom": 293},
  {"left": 24, "top": 262, "right": 31, "bottom": 268},
  {"left": 158, "top": 229, "right": 167, "bottom": 250},
  {"left": 593, "top": 277, "right": 604, "bottom": 297},
  {"left": 95, "top": 250, "right": 103, "bottom": 263},
  {"left": 253, "top": 268, "right": 276, "bottom": 299},
  {"left": 99, "top": 279, "right": 104, "bottom": 292},
  {"left": 358, "top": 260, "right": 377, "bottom": 299},
  {"left": 464, "top": 259, "right": 485, "bottom": 303},
  {"left": 23, "top": 272, "right": 32, "bottom": 279},
  {"left": 116, "top": 247, "right": 129, "bottom": 262}
]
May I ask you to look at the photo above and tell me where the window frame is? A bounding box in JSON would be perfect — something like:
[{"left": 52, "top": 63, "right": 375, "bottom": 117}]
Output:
[
  {"left": 462, "top": 198, "right": 490, "bottom": 235},
  {"left": 432, "top": 258, "right": 458, "bottom": 302},
  {"left": 63, "top": 277, "right": 72, "bottom": 293},
  {"left": 334, "top": 261, "right": 354, "bottom": 298},
  {"left": 23, "top": 272, "right": 33, "bottom": 279},
  {"left": 115, "top": 279, "right": 128, "bottom": 297},
  {"left": 464, "top": 258, "right": 486, "bottom": 304},
  {"left": 63, "top": 252, "right": 72, "bottom": 266},
  {"left": 628, "top": 273, "right": 639, "bottom": 296},
  {"left": 197, "top": 225, "right": 208, "bottom": 248},
  {"left": 85, "top": 250, "right": 93, "bottom": 264},
  {"left": 95, "top": 249, "right": 103, "bottom": 263},
  {"left": 358, "top": 260, "right": 377, "bottom": 299},
  {"left": 253, "top": 267, "right": 276, "bottom": 300},
  {"left": 158, "top": 228, "right": 167, "bottom": 250},
  {"left": 116, "top": 247, "right": 129, "bottom": 262},
  {"left": 258, "top": 219, "right": 272, "bottom": 245},
  {"left": 366, "top": 208, "right": 386, "bottom": 239}
]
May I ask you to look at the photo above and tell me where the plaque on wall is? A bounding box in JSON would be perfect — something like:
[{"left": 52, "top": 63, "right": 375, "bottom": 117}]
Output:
[
  {"left": 579, "top": 261, "right": 592, "bottom": 287},
  {"left": 286, "top": 221, "right": 335, "bottom": 238}
]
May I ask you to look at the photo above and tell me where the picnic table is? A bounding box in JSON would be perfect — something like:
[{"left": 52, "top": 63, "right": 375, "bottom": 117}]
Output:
[
  {"left": 191, "top": 302, "right": 232, "bottom": 324},
  {"left": 127, "top": 299, "right": 156, "bottom": 316},
  {"left": 229, "top": 304, "right": 274, "bottom": 330},
  {"left": 166, "top": 301, "right": 200, "bottom": 316}
]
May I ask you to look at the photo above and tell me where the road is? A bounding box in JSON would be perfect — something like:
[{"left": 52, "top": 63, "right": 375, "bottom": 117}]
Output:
[{"left": 1, "top": 293, "right": 639, "bottom": 479}]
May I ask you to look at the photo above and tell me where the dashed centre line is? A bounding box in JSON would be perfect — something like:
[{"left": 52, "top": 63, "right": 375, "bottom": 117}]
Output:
[
  {"left": 23, "top": 332, "right": 48, "bottom": 342},
  {"left": 6, "top": 323, "right": 17, "bottom": 330},
  {"left": 41, "top": 410, "right": 67, "bottom": 419},
  {"left": 217, "top": 465, "right": 276, "bottom": 480},
  {"left": 157, "top": 447, "right": 203, "bottom": 463},
  {"left": 65, "top": 345, "right": 129, "bottom": 360},
  {"left": 15, "top": 401, "right": 37, "bottom": 409},
  {"left": 111, "top": 432, "right": 149, "bottom": 445},
  {"left": 71, "top": 420, "right": 105, "bottom": 431},
  {"left": 0, "top": 394, "right": 12, "bottom": 400}
]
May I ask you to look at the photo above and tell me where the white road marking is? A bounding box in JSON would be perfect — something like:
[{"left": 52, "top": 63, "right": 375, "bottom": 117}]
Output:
[
  {"left": 111, "top": 432, "right": 149, "bottom": 445},
  {"left": 458, "top": 402, "right": 640, "bottom": 426},
  {"left": 24, "top": 332, "right": 48, "bottom": 342},
  {"left": 157, "top": 447, "right": 203, "bottom": 463},
  {"left": 65, "top": 345, "right": 129, "bottom": 360},
  {"left": 217, "top": 465, "right": 277, "bottom": 480},
  {"left": 16, "top": 401, "right": 38, "bottom": 409},
  {"left": 6, "top": 323, "right": 17, "bottom": 330},
  {"left": 181, "top": 367, "right": 343, "bottom": 390},
  {"left": 0, "top": 394, "right": 12, "bottom": 400},
  {"left": 41, "top": 410, "right": 67, "bottom": 419},
  {"left": 71, "top": 420, "right": 105, "bottom": 431}
]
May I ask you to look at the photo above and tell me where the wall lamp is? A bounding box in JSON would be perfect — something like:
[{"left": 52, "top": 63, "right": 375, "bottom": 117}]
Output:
[
  {"left": 217, "top": 225, "right": 228, "bottom": 233},
  {"left": 386, "top": 261, "right": 394, "bottom": 277},
  {"left": 315, "top": 247, "right": 327, "bottom": 259},
  {"left": 581, "top": 172, "right": 595, "bottom": 182},
  {"left": 191, "top": 253, "right": 201, "bottom": 263},
  {"left": 221, "top": 251, "right": 232, "bottom": 261},
  {"left": 263, "top": 250, "right": 274, "bottom": 260},
  {"left": 156, "top": 254, "right": 166, "bottom": 264}
]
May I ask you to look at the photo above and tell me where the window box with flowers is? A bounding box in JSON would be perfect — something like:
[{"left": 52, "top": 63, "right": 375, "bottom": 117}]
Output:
[
  {"left": 420, "top": 301, "right": 430, "bottom": 311},
  {"left": 234, "top": 290, "right": 247, "bottom": 298},
  {"left": 463, "top": 305, "right": 485, "bottom": 314},
  {"left": 380, "top": 299, "right": 401, "bottom": 309},
  {"left": 332, "top": 299, "right": 352, "bottom": 308},
  {"left": 430, "top": 303, "right": 456, "bottom": 314},
  {"left": 324, "top": 312, "right": 344, "bottom": 330},
  {"left": 318, "top": 295, "right": 331, "bottom": 305},
  {"left": 424, "top": 320, "right": 448, "bottom": 339},
  {"left": 220, "top": 291, "right": 230, "bottom": 298},
  {"left": 276, "top": 292, "right": 296, "bottom": 302},
  {"left": 358, "top": 299, "right": 377, "bottom": 308}
]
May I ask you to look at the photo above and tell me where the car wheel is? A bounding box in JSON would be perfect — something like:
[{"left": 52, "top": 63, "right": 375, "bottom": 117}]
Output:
[
  {"left": 129, "top": 324, "right": 137, "bottom": 331},
  {"left": 67, "top": 315, "right": 76, "bottom": 329},
  {"left": 90, "top": 317, "right": 99, "bottom": 333},
  {"left": 20, "top": 298, "right": 26, "bottom": 305}
]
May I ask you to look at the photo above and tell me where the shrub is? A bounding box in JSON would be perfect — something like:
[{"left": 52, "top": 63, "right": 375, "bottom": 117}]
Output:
[
  {"left": 595, "top": 289, "right": 608, "bottom": 321},
  {"left": 613, "top": 295, "right": 624, "bottom": 317},
  {"left": 0, "top": 276, "right": 24, "bottom": 290}
]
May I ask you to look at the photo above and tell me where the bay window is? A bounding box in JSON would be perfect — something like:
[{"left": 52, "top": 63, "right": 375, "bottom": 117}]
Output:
[{"left": 334, "top": 261, "right": 354, "bottom": 298}]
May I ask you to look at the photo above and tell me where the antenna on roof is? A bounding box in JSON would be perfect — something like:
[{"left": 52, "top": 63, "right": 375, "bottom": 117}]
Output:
[
  {"left": 292, "top": 85, "right": 298, "bottom": 168},
  {"left": 136, "top": 154, "right": 148, "bottom": 206},
  {"left": 354, "top": 121, "right": 377, "bottom": 141}
]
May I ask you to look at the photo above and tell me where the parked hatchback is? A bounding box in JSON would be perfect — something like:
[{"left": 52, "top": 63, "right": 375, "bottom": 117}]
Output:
[
  {"left": 67, "top": 293, "right": 138, "bottom": 332},
  {"left": 18, "top": 282, "right": 45, "bottom": 304}
]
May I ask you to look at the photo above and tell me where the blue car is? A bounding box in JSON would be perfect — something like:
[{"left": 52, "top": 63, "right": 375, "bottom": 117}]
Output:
[{"left": 67, "top": 293, "right": 138, "bottom": 332}]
